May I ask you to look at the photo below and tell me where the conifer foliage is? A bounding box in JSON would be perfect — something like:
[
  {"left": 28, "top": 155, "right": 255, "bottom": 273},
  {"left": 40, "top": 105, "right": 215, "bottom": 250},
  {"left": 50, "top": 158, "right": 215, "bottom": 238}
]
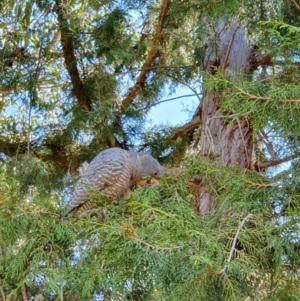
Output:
[{"left": 1, "top": 0, "right": 300, "bottom": 300}]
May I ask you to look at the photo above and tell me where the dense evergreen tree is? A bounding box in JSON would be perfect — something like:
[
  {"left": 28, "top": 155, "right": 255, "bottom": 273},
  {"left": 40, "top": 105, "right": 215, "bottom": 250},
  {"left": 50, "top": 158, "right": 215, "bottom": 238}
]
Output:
[{"left": 1, "top": 0, "right": 300, "bottom": 300}]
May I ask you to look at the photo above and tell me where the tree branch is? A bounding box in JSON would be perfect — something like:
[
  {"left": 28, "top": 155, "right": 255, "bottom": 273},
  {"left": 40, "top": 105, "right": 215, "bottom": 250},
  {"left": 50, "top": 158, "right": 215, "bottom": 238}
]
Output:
[
  {"left": 249, "top": 52, "right": 273, "bottom": 71},
  {"left": 140, "top": 93, "right": 201, "bottom": 111},
  {"left": 233, "top": 84, "right": 300, "bottom": 103},
  {"left": 291, "top": 0, "right": 300, "bottom": 12},
  {"left": 219, "top": 214, "right": 253, "bottom": 275},
  {"left": 121, "top": 0, "right": 170, "bottom": 111},
  {"left": 257, "top": 153, "right": 300, "bottom": 169},
  {"left": 55, "top": 0, "right": 91, "bottom": 112},
  {"left": 21, "top": 284, "right": 28, "bottom": 301},
  {"left": 170, "top": 115, "right": 201, "bottom": 140},
  {"left": 0, "top": 246, "right": 6, "bottom": 301},
  {"left": 258, "top": 131, "right": 277, "bottom": 159}
]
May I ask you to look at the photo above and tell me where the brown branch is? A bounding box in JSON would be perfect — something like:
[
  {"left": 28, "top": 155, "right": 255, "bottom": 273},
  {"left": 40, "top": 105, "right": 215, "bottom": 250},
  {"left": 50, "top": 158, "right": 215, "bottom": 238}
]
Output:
[
  {"left": 0, "top": 246, "right": 6, "bottom": 301},
  {"left": 121, "top": 0, "right": 170, "bottom": 111},
  {"left": 291, "top": 0, "right": 300, "bottom": 12},
  {"left": 47, "top": 30, "right": 61, "bottom": 50},
  {"left": 140, "top": 93, "right": 201, "bottom": 111},
  {"left": 134, "top": 237, "right": 182, "bottom": 251},
  {"left": 55, "top": 0, "right": 91, "bottom": 112},
  {"left": 258, "top": 153, "right": 300, "bottom": 169},
  {"left": 170, "top": 115, "right": 201, "bottom": 140},
  {"left": 219, "top": 214, "right": 253, "bottom": 275},
  {"left": 258, "top": 131, "right": 277, "bottom": 159},
  {"left": 233, "top": 84, "right": 300, "bottom": 103},
  {"left": 249, "top": 52, "right": 273, "bottom": 71},
  {"left": 0, "top": 279, "right": 5, "bottom": 301},
  {"left": 21, "top": 284, "right": 28, "bottom": 301}
]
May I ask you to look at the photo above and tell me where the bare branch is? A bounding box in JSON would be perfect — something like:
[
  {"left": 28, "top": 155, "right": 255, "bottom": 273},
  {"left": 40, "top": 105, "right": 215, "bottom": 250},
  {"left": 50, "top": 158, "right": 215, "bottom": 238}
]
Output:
[
  {"left": 291, "top": 0, "right": 300, "bottom": 12},
  {"left": 21, "top": 284, "right": 28, "bottom": 301},
  {"left": 134, "top": 237, "right": 182, "bottom": 251},
  {"left": 220, "top": 214, "right": 253, "bottom": 275},
  {"left": 115, "top": 64, "right": 196, "bottom": 75},
  {"left": 141, "top": 93, "right": 201, "bottom": 111},
  {"left": 170, "top": 116, "right": 201, "bottom": 140},
  {"left": 258, "top": 153, "right": 300, "bottom": 169},
  {"left": 0, "top": 246, "right": 6, "bottom": 301},
  {"left": 47, "top": 30, "right": 61, "bottom": 50},
  {"left": 249, "top": 52, "right": 273, "bottom": 71},
  {"left": 121, "top": 0, "right": 170, "bottom": 111},
  {"left": 55, "top": 0, "right": 91, "bottom": 112},
  {"left": 258, "top": 131, "right": 277, "bottom": 159}
]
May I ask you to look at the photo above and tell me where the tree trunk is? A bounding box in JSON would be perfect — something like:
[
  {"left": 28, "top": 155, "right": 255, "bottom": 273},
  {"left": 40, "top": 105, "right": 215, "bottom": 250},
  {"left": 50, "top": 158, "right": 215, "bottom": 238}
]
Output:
[{"left": 196, "top": 21, "right": 255, "bottom": 214}]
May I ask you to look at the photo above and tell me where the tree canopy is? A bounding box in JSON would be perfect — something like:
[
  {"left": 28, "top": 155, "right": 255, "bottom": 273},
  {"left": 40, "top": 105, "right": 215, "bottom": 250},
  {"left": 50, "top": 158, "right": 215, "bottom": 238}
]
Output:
[{"left": 1, "top": 0, "right": 300, "bottom": 300}]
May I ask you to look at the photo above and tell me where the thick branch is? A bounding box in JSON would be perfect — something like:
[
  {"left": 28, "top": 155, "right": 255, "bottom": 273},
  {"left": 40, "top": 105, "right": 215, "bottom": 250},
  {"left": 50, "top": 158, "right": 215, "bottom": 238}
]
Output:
[
  {"left": 121, "top": 0, "right": 170, "bottom": 111},
  {"left": 21, "top": 285, "right": 28, "bottom": 301},
  {"left": 291, "top": 0, "right": 300, "bottom": 11},
  {"left": 257, "top": 153, "right": 300, "bottom": 169},
  {"left": 249, "top": 52, "right": 272, "bottom": 71},
  {"left": 170, "top": 116, "right": 201, "bottom": 140},
  {"left": 258, "top": 131, "right": 277, "bottom": 159},
  {"left": 55, "top": 0, "right": 91, "bottom": 112}
]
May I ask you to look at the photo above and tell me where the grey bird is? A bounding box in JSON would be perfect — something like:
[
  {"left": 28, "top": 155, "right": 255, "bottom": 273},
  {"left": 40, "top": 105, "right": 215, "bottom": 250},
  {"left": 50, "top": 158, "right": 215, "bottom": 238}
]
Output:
[{"left": 61, "top": 147, "right": 164, "bottom": 218}]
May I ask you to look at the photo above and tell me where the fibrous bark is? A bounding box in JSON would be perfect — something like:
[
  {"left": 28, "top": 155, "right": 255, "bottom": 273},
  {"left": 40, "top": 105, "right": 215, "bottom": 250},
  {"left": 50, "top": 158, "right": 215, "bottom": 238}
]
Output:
[{"left": 196, "top": 21, "right": 255, "bottom": 214}]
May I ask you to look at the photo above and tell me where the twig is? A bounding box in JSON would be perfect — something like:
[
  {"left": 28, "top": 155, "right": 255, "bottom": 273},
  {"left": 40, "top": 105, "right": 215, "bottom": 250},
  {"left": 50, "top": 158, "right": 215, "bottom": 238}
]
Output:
[
  {"left": 236, "top": 117, "right": 250, "bottom": 167},
  {"left": 166, "top": 74, "right": 202, "bottom": 104},
  {"left": 140, "top": 93, "right": 201, "bottom": 112},
  {"left": 0, "top": 246, "right": 6, "bottom": 301},
  {"left": 233, "top": 84, "right": 272, "bottom": 101},
  {"left": 242, "top": 180, "right": 273, "bottom": 188},
  {"left": 115, "top": 64, "right": 197, "bottom": 75},
  {"left": 0, "top": 279, "right": 6, "bottom": 301},
  {"left": 233, "top": 84, "right": 300, "bottom": 103},
  {"left": 15, "top": 207, "right": 60, "bottom": 218},
  {"left": 60, "top": 282, "right": 64, "bottom": 301},
  {"left": 219, "top": 214, "right": 253, "bottom": 274},
  {"left": 134, "top": 238, "right": 181, "bottom": 251}
]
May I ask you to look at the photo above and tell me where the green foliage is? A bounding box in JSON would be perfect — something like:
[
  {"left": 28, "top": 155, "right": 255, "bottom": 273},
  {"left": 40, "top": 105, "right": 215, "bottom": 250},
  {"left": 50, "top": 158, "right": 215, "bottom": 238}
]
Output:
[
  {"left": 1, "top": 156, "right": 300, "bottom": 300},
  {"left": 93, "top": 8, "right": 134, "bottom": 65},
  {"left": 1, "top": 0, "right": 300, "bottom": 300}
]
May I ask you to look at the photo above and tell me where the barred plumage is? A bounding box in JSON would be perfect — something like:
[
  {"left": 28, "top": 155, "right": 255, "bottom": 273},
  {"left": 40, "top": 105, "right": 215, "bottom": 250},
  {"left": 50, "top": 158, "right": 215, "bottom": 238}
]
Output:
[{"left": 61, "top": 147, "right": 164, "bottom": 218}]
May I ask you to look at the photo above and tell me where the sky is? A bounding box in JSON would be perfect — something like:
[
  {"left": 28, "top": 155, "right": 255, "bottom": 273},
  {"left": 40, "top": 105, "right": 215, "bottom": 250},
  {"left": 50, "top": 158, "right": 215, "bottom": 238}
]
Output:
[{"left": 147, "top": 88, "right": 199, "bottom": 125}]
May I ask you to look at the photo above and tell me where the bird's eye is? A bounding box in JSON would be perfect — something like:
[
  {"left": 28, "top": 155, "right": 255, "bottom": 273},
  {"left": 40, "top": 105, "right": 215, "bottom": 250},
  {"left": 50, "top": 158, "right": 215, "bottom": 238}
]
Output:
[{"left": 154, "top": 172, "right": 158, "bottom": 176}]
